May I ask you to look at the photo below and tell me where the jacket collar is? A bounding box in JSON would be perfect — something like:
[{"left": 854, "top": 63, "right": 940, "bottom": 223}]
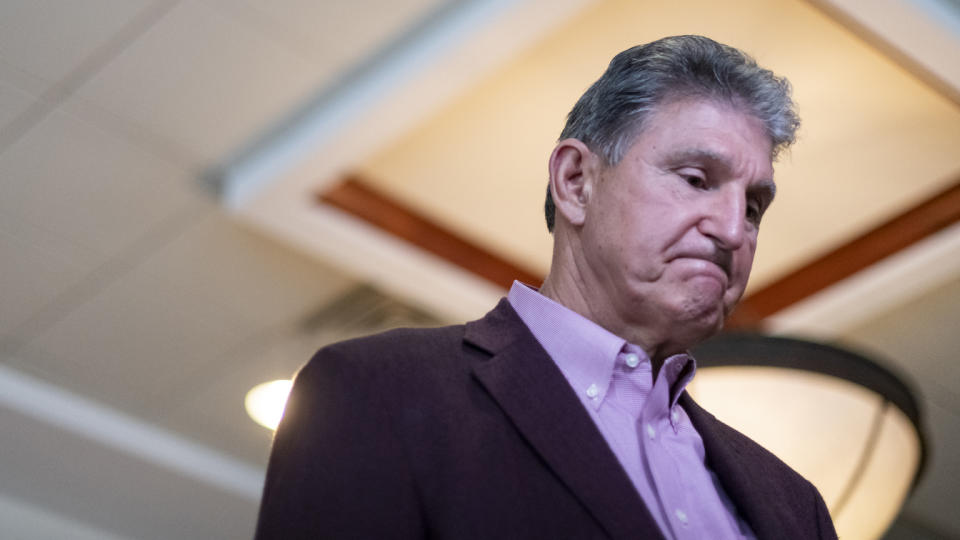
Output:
[{"left": 465, "top": 299, "right": 663, "bottom": 540}]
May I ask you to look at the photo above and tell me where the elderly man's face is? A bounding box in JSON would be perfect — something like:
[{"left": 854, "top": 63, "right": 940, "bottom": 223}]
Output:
[{"left": 580, "top": 97, "right": 775, "bottom": 346}]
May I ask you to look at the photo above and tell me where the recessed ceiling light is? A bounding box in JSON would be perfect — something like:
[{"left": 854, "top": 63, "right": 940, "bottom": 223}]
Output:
[{"left": 245, "top": 379, "right": 293, "bottom": 430}]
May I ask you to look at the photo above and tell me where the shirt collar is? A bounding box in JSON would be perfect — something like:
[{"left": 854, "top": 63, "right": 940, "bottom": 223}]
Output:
[
  {"left": 660, "top": 353, "right": 697, "bottom": 409},
  {"left": 507, "top": 281, "right": 697, "bottom": 410}
]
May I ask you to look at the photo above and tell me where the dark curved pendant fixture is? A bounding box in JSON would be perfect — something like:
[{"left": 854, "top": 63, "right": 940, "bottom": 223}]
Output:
[{"left": 690, "top": 333, "right": 927, "bottom": 540}]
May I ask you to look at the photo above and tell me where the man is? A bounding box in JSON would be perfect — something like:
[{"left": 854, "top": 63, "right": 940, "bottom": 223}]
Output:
[{"left": 255, "top": 35, "right": 837, "bottom": 539}]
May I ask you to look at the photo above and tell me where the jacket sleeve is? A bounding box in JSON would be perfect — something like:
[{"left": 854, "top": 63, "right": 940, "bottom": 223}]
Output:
[{"left": 254, "top": 346, "right": 424, "bottom": 539}]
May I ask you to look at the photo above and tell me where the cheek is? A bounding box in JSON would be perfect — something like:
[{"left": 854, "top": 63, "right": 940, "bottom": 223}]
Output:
[
  {"left": 643, "top": 216, "right": 675, "bottom": 245},
  {"left": 731, "top": 243, "right": 757, "bottom": 285}
]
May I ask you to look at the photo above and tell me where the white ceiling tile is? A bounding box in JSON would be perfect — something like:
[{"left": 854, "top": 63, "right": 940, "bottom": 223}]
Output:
[
  {"left": 840, "top": 276, "right": 960, "bottom": 410},
  {"left": 0, "top": 405, "right": 257, "bottom": 540},
  {"left": 0, "top": 55, "right": 49, "bottom": 98},
  {"left": 75, "top": 0, "right": 322, "bottom": 164},
  {"left": 0, "top": 216, "right": 101, "bottom": 338},
  {"left": 19, "top": 264, "right": 255, "bottom": 414},
  {"left": 0, "top": 491, "right": 130, "bottom": 540},
  {"left": 58, "top": 96, "right": 209, "bottom": 172},
  {"left": 0, "top": 0, "right": 151, "bottom": 86},
  {"left": 211, "top": 0, "right": 444, "bottom": 83},
  {"left": 0, "top": 109, "right": 205, "bottom": 259},
  {"left": 0, "top": 78, "right": 36, "bottom": 135},
  {"left": 18, "top": 210, "right": 355, "bottom": 414},
  {"left": 138, "top": 211, "right": 356, "bottom": 332}
]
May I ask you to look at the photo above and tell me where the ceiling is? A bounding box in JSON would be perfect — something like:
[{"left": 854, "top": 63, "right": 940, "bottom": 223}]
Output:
[{"left": 0, "top": 0, "right": 957, "bottom": 539}]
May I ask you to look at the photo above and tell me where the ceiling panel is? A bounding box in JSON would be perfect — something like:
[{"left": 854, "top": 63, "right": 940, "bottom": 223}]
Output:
[
  {"left": 0, "top": 404, "right": 256, "bottom": 540},
  {"left": 0, "top": 55, "right": 49, "bottom": 100},
  {"left": 17, "top": 260, "right": 255, "bottom": 416},
  {"left": 74, "top": 0, "right": 322, "bottom": 165},
  {"left": 0, "top": 76, "right": 36, "bottom": 135},
  {"left": 0, "top": 491, "right": 129, "bottom": 540},
  {"left": 15, "top": 208, "right": 356, "bottom": 427},
  {"left": 0, "top": 215, "right": 102, "bottom": 339},
  {"left": 0, "top": 109, "right": 203, "bottom": 259},
  {"left": 138, "top": 212, "right": 356, "bottom": 332},
  {"left": 209, "top": 0, "right": 446, "bottom": 84},
  {"left": 840, "top": 276, "right": 960, "bottom": 418},
  {"left": 0, "top": 0, "right": 151, "bottom": 87}
]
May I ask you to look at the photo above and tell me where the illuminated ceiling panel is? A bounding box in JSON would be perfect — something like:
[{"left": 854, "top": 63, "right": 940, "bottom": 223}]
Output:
[{"left": 356, "top": 0, "right": 960, "bottom": 290}]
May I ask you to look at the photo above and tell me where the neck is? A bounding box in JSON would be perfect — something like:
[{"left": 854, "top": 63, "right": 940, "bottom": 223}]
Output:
[{"left": 539, "top": 242, "right": 680, "bottom": 369}]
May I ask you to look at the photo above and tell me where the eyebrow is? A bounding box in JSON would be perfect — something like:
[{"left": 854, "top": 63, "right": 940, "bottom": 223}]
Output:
[{"left": 666, "top": 148, "right": 777, "bottom": 203}]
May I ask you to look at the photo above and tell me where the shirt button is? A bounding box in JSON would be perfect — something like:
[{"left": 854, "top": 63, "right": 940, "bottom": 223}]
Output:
[
  {"left": 645, "top": 424, "right": 656, "bottom": 440},
  {"left": 624, "top": 353, "right": 640, "bottom": 368},
  {"left": 671, "top": 409, "right": 681, "bottom": 424},
  {"left": 586, "top": 383, "right": 599, "bottom": 399},
  {"left": 675, "top": 509, "right": 688, "bottom": 525}
]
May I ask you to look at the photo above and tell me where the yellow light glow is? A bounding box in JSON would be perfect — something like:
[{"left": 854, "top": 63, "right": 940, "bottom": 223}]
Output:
[
  {"left": 688, "top": 366, "right": 923, "bottom": 540},
  {"left": 245, "top": 379, "right": 293, "bottom": 430}
]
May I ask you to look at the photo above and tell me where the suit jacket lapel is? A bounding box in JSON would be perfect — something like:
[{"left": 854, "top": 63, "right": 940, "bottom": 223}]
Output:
[
  {"left": 681, "top": 394, "right": 802, "bottom": 540},
  {"left": 465, "top": 300, "right": 663, "bottom": 540}
]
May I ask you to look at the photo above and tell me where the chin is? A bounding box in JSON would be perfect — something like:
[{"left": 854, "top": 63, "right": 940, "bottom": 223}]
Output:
[
  {"left": 672, "top": 298, "right": 727, "bottom": 346},
  {"left": 688, "top": 315, "right": 725, "bottom": 345}
]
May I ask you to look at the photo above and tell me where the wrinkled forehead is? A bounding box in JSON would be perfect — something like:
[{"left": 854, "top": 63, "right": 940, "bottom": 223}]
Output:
[
  {"left": 629, "top": 93, "right": 776, "bottom": 160},
  {"left": 617, "top": 97, "right": 778, "bottom": 203}
]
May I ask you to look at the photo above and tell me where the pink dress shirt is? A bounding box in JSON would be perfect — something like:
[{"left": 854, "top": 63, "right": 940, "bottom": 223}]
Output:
[{"left": 508, "top": 281, "right": 755, "bottom": 540}]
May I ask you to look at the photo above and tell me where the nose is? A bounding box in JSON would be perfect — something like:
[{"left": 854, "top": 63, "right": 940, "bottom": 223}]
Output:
[{"left": 698, "top": 187, "right": 747, "bottom": 251}]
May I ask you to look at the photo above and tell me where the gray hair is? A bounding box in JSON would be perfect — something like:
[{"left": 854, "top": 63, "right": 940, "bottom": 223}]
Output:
[{"left": 545, "top": 35, "right": 799, "bottom": 232}]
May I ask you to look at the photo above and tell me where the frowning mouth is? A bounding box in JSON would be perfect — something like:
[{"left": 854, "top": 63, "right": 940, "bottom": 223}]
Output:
[{"left": 671, "top": 251, "right": 732, "bottom": 281}]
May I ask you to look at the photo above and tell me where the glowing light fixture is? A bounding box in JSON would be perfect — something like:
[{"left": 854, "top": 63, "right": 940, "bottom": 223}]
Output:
[
  {"left": 689, "top": 333, "right": 926, "bottom": 540},
  {"left": 245, "top": 379, "right": 293, "bottom": 430}
]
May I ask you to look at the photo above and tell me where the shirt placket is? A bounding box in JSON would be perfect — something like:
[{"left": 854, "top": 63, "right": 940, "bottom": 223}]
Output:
[{"left": 639, "top": 366, "right": 694, "bottom": 540}]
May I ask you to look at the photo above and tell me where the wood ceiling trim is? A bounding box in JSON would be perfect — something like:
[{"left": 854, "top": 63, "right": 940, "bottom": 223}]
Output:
[
  {"left": 318, "top": 176, "right": 543, "bottom": 290},
  {"left": 729, "top": 178, "right": 960, "bottom": 328},
  {"left": 320, "top": 175, "right": 960, "bottom": 325}
]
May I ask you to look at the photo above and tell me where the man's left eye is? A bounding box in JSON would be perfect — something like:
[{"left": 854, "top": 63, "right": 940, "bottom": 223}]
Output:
[
  {"left": 746, "top": 201, "right": 762, "bottom": 224},
  {"left": 684, "top": 175, "right": 706, "bottom": 189}
]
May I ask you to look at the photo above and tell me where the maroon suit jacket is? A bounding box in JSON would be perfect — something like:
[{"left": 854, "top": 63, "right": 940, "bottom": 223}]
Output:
[{"left": 255, "top": 299, "right": 836, "bottom": 539}]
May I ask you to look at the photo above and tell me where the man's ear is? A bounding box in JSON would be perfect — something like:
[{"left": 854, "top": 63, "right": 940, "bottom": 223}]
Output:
[{"left": 548, "top": 138, "right": 599, "bottom": 227}]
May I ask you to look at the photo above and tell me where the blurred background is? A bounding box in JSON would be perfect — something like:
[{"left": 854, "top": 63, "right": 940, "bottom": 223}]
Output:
[{"left": 0, "top": 0, "right": 957, "bottom": 538}]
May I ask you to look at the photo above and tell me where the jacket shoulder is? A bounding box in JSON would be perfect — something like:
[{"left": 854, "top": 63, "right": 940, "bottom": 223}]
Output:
[
  {"left": 324, "top": 324, "right": 466, "bottom": 358},
  {"left": 255, "top": 326, "right": 464, "bottom": 538},
  {"left": 293, "top": 324, "right": 480, "bottom": 404},
  {"left": 304, "top": 324, "right": 469, "bottom": 373}
]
